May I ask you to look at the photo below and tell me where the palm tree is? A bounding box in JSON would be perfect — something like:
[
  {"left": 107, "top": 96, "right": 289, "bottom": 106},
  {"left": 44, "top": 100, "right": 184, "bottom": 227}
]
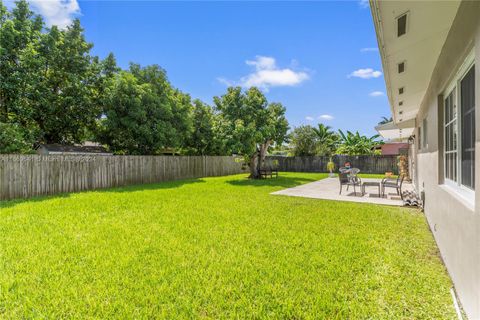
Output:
[
  {"left": 312, "top": 124, "right": 338, "bottom": 156},
  {"left": 337, "top": 130, "right": 382, "bottom": 155},
  {"left": 378, "top": 116, "right": 393, "bottom": 125}
]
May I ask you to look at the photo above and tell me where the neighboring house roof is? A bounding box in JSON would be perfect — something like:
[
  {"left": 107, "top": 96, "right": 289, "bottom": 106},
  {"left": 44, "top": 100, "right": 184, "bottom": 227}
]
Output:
[
  {"left": 370, "top": 0, "right": 460, "bottom": 123},
  {"left": 37, "top": 144, "right": 111, "bottom": 155}
]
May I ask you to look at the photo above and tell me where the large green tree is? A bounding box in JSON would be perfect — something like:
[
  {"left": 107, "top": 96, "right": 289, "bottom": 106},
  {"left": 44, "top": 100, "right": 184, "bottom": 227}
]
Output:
[
  {"left": 1, "top": 1, "right": 297, "bottom": 159},
  {"left": 0, "top": 0, "right": 115, "bottom": 150},
  {"left": 0, "top": 0, "right": 43, "bottom": 152},
  {"left": 29, "top": 20, "right": 112, "bottom": 143},
  {"left": 186, "top": 99, "right": 227, "bottom": 155},
  {"left": 129, "top": 63, "right": 192, "bottom": 150},
  {"left": 96, "top": 71, "right": 157, "bottom": 154},
  {"left": 97, "top": 65, "right": 193, "bottom": 155},
  {"left": 214, "top": 87, "right": 289, "bottom": 178},
  {"left": 289, "top": 125, "right": 318, "bottom": 156}
]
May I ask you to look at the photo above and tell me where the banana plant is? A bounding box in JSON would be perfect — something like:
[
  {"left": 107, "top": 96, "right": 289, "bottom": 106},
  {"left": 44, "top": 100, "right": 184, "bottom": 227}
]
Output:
[{"left": 336, "top": 130, "right": 382, "bottom": 155}]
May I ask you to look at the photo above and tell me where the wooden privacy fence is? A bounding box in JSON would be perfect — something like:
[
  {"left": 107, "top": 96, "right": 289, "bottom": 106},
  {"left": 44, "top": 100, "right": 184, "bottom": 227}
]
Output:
[
  {"left": 0, "top": 155, "right": 243, "bottom": 201},
  {"left": 266, "top": 155, "right": 401, "bottom": 174}
]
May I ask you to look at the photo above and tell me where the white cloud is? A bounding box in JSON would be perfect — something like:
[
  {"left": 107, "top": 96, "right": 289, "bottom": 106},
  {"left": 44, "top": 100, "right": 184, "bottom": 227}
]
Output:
[
  {"left": 360, "top": 47, "right": 378, "bottom": 53},
  {"left": 218, "top": 55, "right": 310, "bottom": 91},
  {"left": 348, "top": 68, "right": 382, "bottom": 79},
  {"left": 246, "top": 56, "right": 276, "bottom": 70},
  {"left": 359, "top": 0, "right": 369, "bottom": 8},
  {"left": 369, "top": 91, "right": 385, "bottom": 97},
  {"left": 217, "top": 77, "right": 234, "bottom": 87},
  {"left": 318, "top": 114, "right": 334, "bottom": 121},
  {"left": 305, "top": 116, "right": 315, "bottom": 121},
  {"left": 12, "top": 0, "right": 81, "bottom": 29}
]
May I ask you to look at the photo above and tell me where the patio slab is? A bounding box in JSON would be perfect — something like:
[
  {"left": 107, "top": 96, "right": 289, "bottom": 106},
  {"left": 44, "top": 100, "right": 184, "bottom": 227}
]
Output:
[{"left": 271, "top": 177, "right": 414, "bottom": 206}]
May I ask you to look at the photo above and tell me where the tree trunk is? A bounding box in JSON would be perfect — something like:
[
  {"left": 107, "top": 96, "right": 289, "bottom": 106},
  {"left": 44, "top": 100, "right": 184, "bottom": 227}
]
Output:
[
  {"left": 259, "top": 141, "right": 271, "bottom": 168},
  {"left": 248, "top": 141, "right": 271, "bottom": 179},
  {"left": 249, "top": 152, "right": 260, "bottom": 179}
]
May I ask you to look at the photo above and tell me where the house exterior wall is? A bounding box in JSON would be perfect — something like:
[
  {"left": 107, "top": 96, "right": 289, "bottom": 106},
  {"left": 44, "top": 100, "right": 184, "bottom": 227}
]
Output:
[{"left": 414, "top": 2, "right": 479, "bottom": 318}]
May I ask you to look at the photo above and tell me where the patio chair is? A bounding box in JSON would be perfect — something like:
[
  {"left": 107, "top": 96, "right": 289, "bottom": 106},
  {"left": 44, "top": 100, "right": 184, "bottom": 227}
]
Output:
[
  {"left": 339, "top": 167, "right": 360, "bottom": 175},
  {"left": 338, "top": 172, "right": 362, "bottom": 196},
  {"left": 349, "top": 168, "right": 360, "bottom": 176},
  {"left": 381, "top": 175, "right": 405, "bottom": 199},
  {"left": 339, "top": 167, "right": 348, "bottom": 173}
]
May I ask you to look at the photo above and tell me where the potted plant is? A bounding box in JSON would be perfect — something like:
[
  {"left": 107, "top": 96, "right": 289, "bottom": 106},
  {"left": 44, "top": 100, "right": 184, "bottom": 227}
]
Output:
[{"left": 327, "top": 158, "right": 336, "bottom": 178}]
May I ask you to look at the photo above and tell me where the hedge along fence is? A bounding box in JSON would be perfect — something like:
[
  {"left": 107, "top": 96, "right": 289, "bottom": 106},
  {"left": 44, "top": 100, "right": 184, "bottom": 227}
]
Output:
[
  {"left": 0, "top": 155, "right": 243, "bottom": 201},
  {"left": 265, "top": 155, "right": 401, "bottom": 175}
]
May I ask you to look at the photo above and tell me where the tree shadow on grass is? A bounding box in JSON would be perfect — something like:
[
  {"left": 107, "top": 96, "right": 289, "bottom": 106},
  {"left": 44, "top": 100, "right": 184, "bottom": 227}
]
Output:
[
  {"left": 96, "top": 178, "right": 206, "bottom": 193},
  {"left": 226, "top": 176, "right": 319, "bottom": 189},
  {"left": 0, "top": 193, "right": 72, "bottom": 210},
  {"left": 0, "top": 178, "right": 206, "bottom": 210}
]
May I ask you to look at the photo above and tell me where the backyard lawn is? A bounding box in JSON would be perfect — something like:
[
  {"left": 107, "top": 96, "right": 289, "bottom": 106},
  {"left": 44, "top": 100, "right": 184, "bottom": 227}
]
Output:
[{"left": 0, "top": 173, "right": 456, "bottom": 319}]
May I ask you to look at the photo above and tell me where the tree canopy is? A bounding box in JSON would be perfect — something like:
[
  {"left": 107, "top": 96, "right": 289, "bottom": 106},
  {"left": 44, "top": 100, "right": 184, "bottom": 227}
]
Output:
[
  {"left": 289, "top": 125, "right": 319, "bottom": 156},
  {"left": 1, "top": 1, "right": 284, "bottom": 160},
  {"left": 0, "top": 1, "right": 114, "bottom": 150},
  {"left": 312, "top": 124, "right": 338, "bottom": 156},
  {"left": 289, "top": 125, "right": 382, "bottom": 157},
  {"left": 96, "top": 64, "right": 193, "bottom": 155},
  {"left": 214, "top": 87, "right": 289, "bottom": 178},
  {"left": 0, "top": 0, "right": 384, "bottom": 173}
]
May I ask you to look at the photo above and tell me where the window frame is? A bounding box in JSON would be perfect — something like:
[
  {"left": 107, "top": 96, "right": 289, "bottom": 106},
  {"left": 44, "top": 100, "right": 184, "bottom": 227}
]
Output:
[
  {"left": 442, "top": 50, "right": 475, "bottom": 200},
  {"left": 396, "top": 12, "right": 409, "bottom": 38}
]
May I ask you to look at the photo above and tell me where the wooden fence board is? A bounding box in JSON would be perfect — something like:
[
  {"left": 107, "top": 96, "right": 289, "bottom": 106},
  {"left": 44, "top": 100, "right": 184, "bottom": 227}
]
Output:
[
  {"left": 0, "top": 155, "right": 244, "bottom": 201},
  {"left": 266, "top": 155, "right": 400, "bottom": 175}
]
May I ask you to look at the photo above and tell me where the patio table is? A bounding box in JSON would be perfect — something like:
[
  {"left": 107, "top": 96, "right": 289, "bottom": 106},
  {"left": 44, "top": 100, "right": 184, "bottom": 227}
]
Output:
[{"left": 362, "top": 181, "right": 381, "bottom": 197}]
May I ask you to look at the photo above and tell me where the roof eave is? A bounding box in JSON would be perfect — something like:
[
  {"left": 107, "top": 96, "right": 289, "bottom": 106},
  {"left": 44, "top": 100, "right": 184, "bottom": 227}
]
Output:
[{"left": 369, "top": 0, "right": 397, "bottom": 124}]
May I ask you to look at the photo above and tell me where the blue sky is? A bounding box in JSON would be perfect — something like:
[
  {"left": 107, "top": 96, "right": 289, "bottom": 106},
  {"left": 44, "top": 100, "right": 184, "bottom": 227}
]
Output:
[{"left": 14, "top": 0, "right": 390, "bottom": 136}]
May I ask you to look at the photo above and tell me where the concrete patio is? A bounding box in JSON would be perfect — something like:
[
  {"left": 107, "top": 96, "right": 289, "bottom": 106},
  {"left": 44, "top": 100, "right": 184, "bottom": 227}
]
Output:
[{"left": 271, "top": 177, "right": 414, "bottom": 206}]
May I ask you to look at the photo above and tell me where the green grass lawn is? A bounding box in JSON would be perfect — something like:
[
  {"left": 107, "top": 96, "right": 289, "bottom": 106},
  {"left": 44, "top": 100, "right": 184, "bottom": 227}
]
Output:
[{"left": 0, "top": 173, "right": 455, "bottom": 319}]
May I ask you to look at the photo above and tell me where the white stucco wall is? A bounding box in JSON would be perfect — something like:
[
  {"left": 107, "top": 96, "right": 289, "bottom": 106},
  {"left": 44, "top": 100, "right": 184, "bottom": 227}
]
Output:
[{"left": 414, "top": 2, "right": 480, "bottom": 318}]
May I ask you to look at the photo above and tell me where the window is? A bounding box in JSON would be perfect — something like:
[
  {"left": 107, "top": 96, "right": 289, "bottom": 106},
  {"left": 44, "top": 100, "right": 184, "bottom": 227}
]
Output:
[
  {"left": 443, "top": 63, "right": 475, "bottom": 191},
  {"left": 418, "top": 126, "right": 422, "bottom": 150},
  {"left": 444, "top": 90, "right": 457, "bottom": 182},
  {"left": 422, "top": 118, "right": 428, "bottom": 149},
  {"left": 397, "top": 13, "right": 407, "bottom": 37},
  {"left": 460, "top": 66, "right": 475, "bottom": 189},
  {"left": 399, "top": 87, "right": 404, "bottom": 95},
  {"left": 398, "top": 62, "right": 405, "bottom": 74}
]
